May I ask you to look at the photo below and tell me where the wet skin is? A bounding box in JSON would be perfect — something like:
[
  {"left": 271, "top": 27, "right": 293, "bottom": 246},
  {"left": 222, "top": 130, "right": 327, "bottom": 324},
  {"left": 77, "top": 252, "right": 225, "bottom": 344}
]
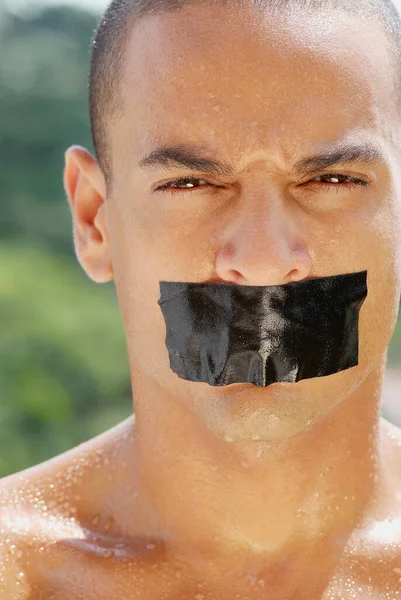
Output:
[
  {"left": 1, "top": 416, "right": 401, "bottom": 599},
  {"left": 2, "top": 3, "right": 401, "bottom": 598}
]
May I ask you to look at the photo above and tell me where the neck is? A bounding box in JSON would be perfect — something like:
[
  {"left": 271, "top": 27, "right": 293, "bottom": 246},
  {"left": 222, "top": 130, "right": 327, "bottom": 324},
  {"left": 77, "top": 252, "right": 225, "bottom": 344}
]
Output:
[{"left": 127, "top": 366, "right": 386, "bottom": 597}]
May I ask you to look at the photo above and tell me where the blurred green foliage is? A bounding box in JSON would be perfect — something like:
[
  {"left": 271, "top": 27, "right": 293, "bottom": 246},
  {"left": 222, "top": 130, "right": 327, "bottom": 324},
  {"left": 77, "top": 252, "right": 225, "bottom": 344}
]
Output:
[
  {"left": 0, "top": 5, "right": 132, "bottom": 477},
  {"left": 0, "top": 3, "right": 400, "bottom": 477},
  {"left": 0, "top": 243, "right": 131, "bottom": 476},
  {"left": 0, "top": 5, "right": 96, "bottom": 253}
]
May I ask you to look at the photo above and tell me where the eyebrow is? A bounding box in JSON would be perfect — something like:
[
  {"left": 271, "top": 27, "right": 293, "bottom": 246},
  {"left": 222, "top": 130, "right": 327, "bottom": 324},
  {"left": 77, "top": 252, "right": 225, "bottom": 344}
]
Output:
[
  {"left": 292, "top": 142, "right": 385, "bottom": 177},
  {"left": 138, "top": 144, "right": 235, "bottom": 176},
  {"left": 137, "top": 142, "right": 385, "bottom": 177}
]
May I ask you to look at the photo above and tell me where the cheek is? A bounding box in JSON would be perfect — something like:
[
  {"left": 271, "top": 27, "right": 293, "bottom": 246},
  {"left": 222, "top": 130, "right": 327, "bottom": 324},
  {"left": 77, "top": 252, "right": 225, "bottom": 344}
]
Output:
[
  {"left": 107, "top": 199, "right": 162, "bottom": 340},
  {"left": 302, "top": 198, "right": 401, "bottom": 366},
  {"left": 347, "top": 201, "right": 401, "bottom": 364},
  {"left": 107, "top": 194, "right": 214, "bottom": 378},
  {"left": 127, "top": 197, "right": 221, "bottom": 278}
]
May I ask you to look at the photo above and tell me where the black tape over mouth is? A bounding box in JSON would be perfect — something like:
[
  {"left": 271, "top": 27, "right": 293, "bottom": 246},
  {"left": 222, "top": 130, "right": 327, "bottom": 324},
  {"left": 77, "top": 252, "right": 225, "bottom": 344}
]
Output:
[{"left": 158, "top": 271, "right": 368, "bottom": 387}]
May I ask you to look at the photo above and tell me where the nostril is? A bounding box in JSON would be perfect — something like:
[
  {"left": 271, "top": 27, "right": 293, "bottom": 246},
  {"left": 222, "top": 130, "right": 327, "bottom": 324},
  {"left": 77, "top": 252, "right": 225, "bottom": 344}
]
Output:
[
  {"left": 285, "top": 269, "right": 303, "bottom": 283},
  {"left": 227, "top": 269, "right": 247, "bottom": 285}
]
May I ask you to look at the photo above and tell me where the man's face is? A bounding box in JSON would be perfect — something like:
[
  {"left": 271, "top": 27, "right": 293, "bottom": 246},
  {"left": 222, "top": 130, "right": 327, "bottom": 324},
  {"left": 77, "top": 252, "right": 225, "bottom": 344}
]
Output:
[{"left": 103, "top": 4, "right": 401, "bottom": 440}]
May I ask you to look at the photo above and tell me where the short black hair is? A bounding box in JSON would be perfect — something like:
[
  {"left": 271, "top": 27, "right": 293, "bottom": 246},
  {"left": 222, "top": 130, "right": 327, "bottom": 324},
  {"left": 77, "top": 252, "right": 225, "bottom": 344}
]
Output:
[{"left": 89, "top": 0, "right": 401, "bottom": 188}]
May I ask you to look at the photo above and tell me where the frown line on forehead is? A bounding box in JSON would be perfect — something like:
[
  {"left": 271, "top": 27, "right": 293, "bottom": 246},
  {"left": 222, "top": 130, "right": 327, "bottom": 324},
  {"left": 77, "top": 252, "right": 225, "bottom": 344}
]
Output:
[{"left": 137, "top": 141, "right": 387, "bottom": 177}]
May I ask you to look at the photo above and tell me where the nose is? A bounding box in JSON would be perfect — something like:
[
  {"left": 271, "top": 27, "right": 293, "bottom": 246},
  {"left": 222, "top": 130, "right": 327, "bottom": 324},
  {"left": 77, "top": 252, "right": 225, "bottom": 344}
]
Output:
[{"left": 214, "top": 191, "right": 312, "bottom": 286}]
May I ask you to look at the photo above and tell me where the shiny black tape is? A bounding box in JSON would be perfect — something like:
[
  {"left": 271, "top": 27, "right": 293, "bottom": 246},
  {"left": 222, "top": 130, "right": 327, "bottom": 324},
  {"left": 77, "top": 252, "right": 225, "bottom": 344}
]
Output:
[{"left": 158, "top": 271, "right": 368, "bottom": 387}]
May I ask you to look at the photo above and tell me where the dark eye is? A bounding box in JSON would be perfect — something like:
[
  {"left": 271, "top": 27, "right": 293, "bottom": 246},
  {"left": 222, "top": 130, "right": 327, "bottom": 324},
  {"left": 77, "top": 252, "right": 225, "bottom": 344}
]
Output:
[
  {"left": 155, "top": 178, "right": 210, "bottom": 192},
  {"left": 311, "top": 173, "right": 368, "bottom": 187}
]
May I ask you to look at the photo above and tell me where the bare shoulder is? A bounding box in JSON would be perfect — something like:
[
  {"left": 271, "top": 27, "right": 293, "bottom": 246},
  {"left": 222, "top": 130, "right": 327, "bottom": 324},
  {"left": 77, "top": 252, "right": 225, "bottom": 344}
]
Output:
[
  {"left": 0, "top": 416, "right": 135, "bottom": 515},
  {"left": 0, "top": 415, "right": 134, "bottom": 502},
  {"left": 380, "top": 417, "right": 401, "bottom": 485},
  {"left": 0, "top": 416, "right": 136, "bottom": 599},
  {"left": 333, "top": 419, "right": 401, "bottom": 597}
]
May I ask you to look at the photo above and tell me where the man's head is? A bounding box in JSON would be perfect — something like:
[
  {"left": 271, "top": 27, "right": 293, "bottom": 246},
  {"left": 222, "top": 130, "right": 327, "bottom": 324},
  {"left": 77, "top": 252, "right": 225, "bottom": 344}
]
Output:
[
  {"left": 88, "top": 0, "right": 401, "bottom": 189},
  {"left": 64, "top": 0, "right": 401, "bottom": 441}
]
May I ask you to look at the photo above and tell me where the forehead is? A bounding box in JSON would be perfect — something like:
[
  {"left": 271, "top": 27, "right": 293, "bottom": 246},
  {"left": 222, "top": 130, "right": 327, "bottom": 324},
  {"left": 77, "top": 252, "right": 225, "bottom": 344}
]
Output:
[{"left": 114, "top": 3, "right": 398, "bottom": 170}]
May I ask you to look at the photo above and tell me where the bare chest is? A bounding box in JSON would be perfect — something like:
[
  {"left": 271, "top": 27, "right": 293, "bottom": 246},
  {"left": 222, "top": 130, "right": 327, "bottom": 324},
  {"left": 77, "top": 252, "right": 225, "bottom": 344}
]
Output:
[{"left": 29, "top": 548, "right": 400, "bottom": 600}]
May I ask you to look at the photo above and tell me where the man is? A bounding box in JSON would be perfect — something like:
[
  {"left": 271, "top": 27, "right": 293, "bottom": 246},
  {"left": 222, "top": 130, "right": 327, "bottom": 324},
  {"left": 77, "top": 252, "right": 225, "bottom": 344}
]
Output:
[{"left": 1, "top": 0, "right": 401, "bottom": 597}]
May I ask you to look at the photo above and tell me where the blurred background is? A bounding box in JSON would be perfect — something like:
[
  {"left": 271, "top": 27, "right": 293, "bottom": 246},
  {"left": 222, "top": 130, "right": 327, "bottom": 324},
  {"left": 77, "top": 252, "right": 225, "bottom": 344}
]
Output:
[{"left": 0, "top": 0, "right": 400, "bottom": 478}]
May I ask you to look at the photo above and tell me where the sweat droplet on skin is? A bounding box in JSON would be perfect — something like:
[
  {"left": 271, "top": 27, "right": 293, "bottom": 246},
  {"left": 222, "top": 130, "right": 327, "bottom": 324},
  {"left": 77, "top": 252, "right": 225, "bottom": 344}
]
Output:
[{"left": 104, "top": 516, "right": 114, "bottom": 531}]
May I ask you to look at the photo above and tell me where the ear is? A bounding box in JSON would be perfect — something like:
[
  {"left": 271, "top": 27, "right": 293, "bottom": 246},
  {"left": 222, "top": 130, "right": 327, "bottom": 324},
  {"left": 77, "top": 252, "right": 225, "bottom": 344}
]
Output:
[{"left": 64, "top": 146, "right": 113, "bottom": 283}]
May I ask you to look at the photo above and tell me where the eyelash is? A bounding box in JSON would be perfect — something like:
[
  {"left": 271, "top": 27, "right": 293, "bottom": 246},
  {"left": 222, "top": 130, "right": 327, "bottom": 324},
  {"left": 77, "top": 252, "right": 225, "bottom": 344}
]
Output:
[{"left": 155, "top": 174, "right": 369, "bottom": 194}]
